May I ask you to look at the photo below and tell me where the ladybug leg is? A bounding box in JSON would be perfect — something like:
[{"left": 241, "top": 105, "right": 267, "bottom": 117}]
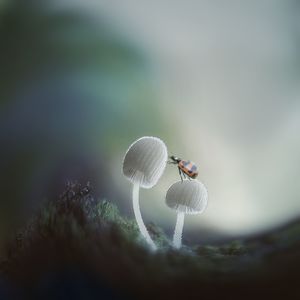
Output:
[{"left": 178, "top": 167, "right": 183, "bottom": 182}]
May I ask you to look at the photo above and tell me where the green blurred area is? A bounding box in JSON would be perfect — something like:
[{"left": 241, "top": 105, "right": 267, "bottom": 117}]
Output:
[{"left": 0, "top": 0, "right": 167, "bottom": 241}]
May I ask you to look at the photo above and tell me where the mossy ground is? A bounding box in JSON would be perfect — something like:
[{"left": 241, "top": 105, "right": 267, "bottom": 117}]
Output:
[{"left": 0, "top": 182, "right": 300, "bottom": 299}]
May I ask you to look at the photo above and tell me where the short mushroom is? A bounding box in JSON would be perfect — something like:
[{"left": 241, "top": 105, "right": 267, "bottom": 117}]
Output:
[
  {"left": 123, "top": 136, "right": 168, "bottom": 250},
  {"left": 166, "top": 179, "right": 208, "bottom": 249}
]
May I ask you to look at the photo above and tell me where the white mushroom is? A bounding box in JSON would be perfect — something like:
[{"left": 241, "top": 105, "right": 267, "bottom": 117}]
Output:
[
  {"left": 123, "top": 136, "right": 168, "bottom": 250},
  {"left": 166, "top": 179, "right": 208, "bottom": 249}
]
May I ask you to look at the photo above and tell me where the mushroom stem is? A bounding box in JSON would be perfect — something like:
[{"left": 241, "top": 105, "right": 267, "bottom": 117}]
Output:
[
  {"left": 173, "top": 211, "right": 185, "bottom": 249},
  {"left": 132, "top": 183, "right": 157, "bottom": 251}
]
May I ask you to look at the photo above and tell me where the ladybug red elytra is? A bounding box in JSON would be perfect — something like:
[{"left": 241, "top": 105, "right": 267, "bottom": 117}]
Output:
[{"left": 169, "top": 155, "right": 198, "bottom": 181}]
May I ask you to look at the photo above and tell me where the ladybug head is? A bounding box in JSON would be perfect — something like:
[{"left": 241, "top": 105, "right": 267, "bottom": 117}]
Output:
[{"left": 170, "top": 155, "right": 181, "bottom": 163}]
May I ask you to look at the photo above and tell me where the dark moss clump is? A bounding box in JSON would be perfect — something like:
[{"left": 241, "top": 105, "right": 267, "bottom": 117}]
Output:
[
  {"left": 1, "top": 182, "right": 300, "bottom": 300},
  {"left": 219, "top": 240, "right": 247, "bottom": 256}
]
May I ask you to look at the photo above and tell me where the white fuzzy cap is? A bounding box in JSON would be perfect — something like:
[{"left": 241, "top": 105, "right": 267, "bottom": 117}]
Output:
[
  {"left": 166, "top": 180, "right": 208, "bottom": 214},
  {"left": 123, "top": 136, "right": 168, "bottom": 188}
]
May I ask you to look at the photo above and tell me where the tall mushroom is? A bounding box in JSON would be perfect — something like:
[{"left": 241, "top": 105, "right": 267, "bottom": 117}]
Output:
[
  {"left": 166, "top": 179, "right": 208, "bottom": 249},
  {"left": 123, "top": 136, "right": 168, "bottom": 250}
]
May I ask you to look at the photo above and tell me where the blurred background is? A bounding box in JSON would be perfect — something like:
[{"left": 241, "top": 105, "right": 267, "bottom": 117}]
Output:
[{"left": 1, "top": 0, "right": 300, "bottom": 247}]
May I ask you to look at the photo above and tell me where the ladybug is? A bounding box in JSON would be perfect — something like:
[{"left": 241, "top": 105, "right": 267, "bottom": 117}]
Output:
[{"left": 169, "top": 155, "right": 198, "bottom": 181}]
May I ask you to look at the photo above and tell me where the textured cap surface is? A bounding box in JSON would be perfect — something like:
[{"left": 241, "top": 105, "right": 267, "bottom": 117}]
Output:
[
  {"left": 166, "top": 180, "right": 208, "bottom": 214},
  {"left": 123, "top": 136, "right": 168, "bottom": 188}
]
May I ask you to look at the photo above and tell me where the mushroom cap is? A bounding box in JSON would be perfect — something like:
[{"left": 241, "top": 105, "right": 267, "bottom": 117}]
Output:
[
  {"left": 166, "top": 180, "right": 208, "bottom": 214},
  {"left": 122, "top": 136, "right": 168, "bottom": 188}
]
